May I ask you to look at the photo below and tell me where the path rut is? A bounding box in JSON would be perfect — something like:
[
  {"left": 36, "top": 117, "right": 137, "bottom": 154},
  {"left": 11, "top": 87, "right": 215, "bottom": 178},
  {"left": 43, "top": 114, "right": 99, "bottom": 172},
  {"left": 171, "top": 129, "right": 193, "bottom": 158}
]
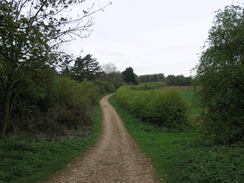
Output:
[{"left": 45, "top": 94, "right": 156, "bottom": 183}]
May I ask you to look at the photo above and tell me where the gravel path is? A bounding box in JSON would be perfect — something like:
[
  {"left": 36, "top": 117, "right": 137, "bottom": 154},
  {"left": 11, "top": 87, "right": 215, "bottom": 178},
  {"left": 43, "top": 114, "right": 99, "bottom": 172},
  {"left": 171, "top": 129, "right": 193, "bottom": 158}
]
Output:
[{"left": 45, "top": 94, "right": 157, "bottom": 183}]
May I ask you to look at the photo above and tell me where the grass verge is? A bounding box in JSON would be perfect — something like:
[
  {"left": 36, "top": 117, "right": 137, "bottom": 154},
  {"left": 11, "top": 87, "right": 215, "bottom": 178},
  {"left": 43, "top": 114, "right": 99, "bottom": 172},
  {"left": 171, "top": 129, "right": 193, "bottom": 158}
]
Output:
[
  {"left": 109, "top": 96, "right": 244, "bottom": 183},
  {"left": 0, "top": 105, "right": 102, "bottom": 183}
]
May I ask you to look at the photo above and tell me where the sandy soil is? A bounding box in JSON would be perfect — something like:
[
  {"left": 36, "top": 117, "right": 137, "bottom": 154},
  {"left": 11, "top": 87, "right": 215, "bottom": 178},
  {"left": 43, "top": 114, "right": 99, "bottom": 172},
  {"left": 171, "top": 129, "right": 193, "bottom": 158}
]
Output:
[{"left": 45, "top": 94, "right": 157, "bottom": 183}]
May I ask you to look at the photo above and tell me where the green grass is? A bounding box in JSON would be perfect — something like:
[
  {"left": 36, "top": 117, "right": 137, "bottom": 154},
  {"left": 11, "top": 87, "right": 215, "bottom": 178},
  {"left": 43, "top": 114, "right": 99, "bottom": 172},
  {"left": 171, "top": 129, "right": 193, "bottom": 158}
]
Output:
[
  {"left": 109, "top": 96, "right": 244, "bottom": 183},
  {"left": 0, "top": 105, "right": 103, "bottom": 183},
  {"left": 177, "top": 89, "right": 202, "bottom": 121}
]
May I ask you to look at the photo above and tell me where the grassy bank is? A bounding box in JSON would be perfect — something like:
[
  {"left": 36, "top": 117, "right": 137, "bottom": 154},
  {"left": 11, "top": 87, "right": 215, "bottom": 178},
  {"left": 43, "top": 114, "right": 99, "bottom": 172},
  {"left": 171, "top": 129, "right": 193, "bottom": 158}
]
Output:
[
  {"left": 0, "top": 105, "right": 103, "bottom": 183},
  {"left": 109, "top": 96, "right": 244, "bottom": 183}
]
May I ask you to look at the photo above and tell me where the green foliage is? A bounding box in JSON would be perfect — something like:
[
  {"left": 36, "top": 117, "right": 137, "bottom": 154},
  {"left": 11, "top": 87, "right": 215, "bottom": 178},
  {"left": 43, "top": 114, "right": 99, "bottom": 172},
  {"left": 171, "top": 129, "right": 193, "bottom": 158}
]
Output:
[
  {"left": 195, "top": 5, "right": 244, "bottom": 144},
  {"left": 131, "top": 82, "right": 166, "bottom": 90},
  {"left": 96, "top": 81, "right": 116, "bottom": 93},
  {"left": 115, "top": 85, "right": 189, "bottom": 129},
  {"left": 9, "top": 77, "right": 114, "bottom": 137},
  {"left": 122, "top": 67, "right": 138, "bottom": 84},
  {"left": 72, "top": 54, "right": 102, "bottom": 82},
  {"left": 0, "top": 105, "right": 102, "bottom": 183},
  {"left": 100, "top": 63, "right": 123, "bottom": 88},
  {"left": 110, "top": 96, "right": 244, "bottom": 183},
  {"left": 139, "top": 73, "right": 165, "bottom": 83},
  {"left": 166, "top": 75, "right": 192, "bottom": 86},
  {"left": 100, "top": 72, "right": 123, "bottom": 89},
  {"left": 0, "top": 0, "right": 97, "bottom": 137},
  {"left": 138, "top": 74, "right": 192, "bottom": 85}
]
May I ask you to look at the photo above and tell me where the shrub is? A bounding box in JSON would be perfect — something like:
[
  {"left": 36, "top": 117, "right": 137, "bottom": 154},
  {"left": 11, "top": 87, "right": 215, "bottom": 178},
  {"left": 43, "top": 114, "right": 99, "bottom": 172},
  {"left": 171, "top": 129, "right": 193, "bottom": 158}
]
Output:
[
  {"left": 116, "top": 86, "right": 189, "bottom": 129},
  {"left": 146, "top": 90, "right": 189, "bottom": 128},
  {"left": 8, "top": 77, "right": 115, "bottom": 138}
]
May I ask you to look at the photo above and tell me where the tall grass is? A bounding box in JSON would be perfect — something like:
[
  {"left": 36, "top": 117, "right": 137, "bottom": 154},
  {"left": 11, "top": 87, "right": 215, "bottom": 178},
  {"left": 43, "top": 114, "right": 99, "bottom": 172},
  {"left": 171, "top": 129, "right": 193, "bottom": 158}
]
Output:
[{"left": 116, "top": 85, "right": 190, "bottom": 129}]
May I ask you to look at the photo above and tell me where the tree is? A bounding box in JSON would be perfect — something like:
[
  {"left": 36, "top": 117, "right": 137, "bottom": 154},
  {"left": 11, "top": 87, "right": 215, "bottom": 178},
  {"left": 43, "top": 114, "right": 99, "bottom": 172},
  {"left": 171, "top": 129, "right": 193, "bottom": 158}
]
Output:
[
  {"left": 102, "top": 63, "right": 117, "bottom": 74},
  {"left": 72, "top": 54, "right": 101, "bottom": 82},
  {"left": 0, "top": 0, "right": 109, "bottom": 137},
  {"left": 101, "top": 63, "right": 123, "bottom": 88},
  {"left": 122, "top": 67, "right": 138, "bottom": 84},
  {"left": 60, "top": 54, "right": 73, "bottom": 77},
  {"left": 195, "top": 5, "right": 244, "bottom": 144}
]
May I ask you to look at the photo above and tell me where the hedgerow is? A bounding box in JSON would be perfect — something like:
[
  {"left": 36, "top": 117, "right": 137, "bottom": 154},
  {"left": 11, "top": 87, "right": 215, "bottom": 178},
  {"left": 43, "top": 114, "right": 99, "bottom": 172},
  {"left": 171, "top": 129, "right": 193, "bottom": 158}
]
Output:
[
  {"left": 9, "top": 77, "right": 115, "bottom": 138},
  {"left": 116, "top": 86, "right": 189, "bottom": 129}
]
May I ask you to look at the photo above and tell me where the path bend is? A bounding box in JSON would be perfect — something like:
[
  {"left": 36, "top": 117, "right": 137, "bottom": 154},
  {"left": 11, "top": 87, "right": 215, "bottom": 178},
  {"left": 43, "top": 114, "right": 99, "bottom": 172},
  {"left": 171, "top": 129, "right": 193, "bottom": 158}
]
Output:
[{"left": 46, "top": 94, "right": 156, "bottom": 183}]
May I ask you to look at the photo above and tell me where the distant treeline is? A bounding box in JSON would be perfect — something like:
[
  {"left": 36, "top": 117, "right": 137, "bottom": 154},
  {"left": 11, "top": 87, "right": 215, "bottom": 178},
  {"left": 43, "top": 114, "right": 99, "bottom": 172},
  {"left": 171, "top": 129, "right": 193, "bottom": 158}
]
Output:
[{"left": 138, "top": 74, "right": 192, "bottom": 86}]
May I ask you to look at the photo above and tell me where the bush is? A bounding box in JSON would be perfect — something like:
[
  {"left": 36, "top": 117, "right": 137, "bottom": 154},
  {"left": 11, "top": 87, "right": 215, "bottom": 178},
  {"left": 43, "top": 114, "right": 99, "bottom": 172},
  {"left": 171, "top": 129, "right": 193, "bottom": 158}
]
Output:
[
  {"left": 116, "top": 86, "right": 189, "bottom": 129},
  {"left": 146, "top": 90, "right": 189, "bottom": 128},
  {"left": 9, "top": 77, "right": 115, "bottom": 138},
  {"left": 95, "top": 81, "right": 115, "bottom": 93}
]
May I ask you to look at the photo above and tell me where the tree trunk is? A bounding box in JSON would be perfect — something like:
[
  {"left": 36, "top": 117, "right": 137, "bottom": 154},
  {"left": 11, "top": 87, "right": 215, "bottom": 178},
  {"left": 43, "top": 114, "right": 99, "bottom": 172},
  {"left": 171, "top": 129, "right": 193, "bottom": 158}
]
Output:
[{"left": 0, "top": 89, "right": 11, "bottom": 138}]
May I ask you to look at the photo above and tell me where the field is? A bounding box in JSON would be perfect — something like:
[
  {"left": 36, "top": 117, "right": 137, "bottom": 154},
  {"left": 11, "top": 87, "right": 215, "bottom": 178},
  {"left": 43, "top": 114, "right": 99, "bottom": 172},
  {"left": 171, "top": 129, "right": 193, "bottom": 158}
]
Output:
[{"left": 110, "top": 86, "right": 244, "bottom": 183}]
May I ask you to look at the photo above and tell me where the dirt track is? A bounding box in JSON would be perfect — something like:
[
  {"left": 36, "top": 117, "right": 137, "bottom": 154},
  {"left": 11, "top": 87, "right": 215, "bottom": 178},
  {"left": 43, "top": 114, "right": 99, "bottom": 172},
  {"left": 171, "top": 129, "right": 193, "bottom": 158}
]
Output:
[{"left": 45, "top": 94, "right": 156, "bottom": 183}]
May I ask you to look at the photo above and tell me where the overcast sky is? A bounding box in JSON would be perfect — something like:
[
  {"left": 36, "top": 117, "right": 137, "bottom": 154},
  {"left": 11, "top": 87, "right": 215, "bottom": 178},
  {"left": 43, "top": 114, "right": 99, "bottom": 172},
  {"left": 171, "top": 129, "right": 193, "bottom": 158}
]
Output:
[{"left": 64, "top": 0, "right": 243, "bottom": 76}]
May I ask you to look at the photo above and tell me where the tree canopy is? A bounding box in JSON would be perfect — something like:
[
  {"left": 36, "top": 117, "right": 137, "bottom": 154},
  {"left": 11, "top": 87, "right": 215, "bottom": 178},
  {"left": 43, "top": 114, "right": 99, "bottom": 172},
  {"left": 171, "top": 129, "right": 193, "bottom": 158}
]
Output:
[
  {"left": 0, "top": 0, "right": 106, "bottom": 137},
  {"left": 72, "top": 54, "right": 102, "bottom": 82},
  {"left": 195, "top": 5, "right": 244, "bottom": 144},
  {"left": 122, "top": 67, "right": 138, "bottom": 85}
]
